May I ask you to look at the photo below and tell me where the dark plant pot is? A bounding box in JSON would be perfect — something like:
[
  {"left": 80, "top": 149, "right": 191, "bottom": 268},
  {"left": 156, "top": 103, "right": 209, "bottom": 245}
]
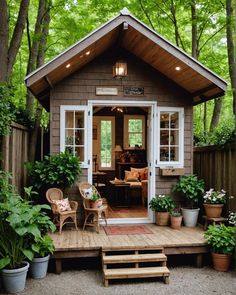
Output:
[
  {"left": 1, "top": 261, "right": 29, "bottom": 293},
  {"left": 30, "top": 255, "right": 50, "bottom": 279}
]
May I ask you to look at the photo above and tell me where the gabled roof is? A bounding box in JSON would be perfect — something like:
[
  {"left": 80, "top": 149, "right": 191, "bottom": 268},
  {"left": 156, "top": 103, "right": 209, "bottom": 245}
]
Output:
[{"left": 25, "top": 8, "right": 227, "bottom": 109}]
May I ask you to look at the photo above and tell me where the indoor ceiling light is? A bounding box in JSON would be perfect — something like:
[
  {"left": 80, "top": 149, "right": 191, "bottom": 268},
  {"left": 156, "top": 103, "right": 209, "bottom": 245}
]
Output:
[
  {"left": 112, "top": 60, "right": 127, "bottom": 79},
  {"left": 111, "top": 106, "right": 127, "bottom": 113}
]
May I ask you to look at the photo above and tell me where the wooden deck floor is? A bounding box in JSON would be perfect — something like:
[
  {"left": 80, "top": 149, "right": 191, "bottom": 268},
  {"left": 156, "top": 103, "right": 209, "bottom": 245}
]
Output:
[{"left": 50, "top": 224, "right": 208, "bottom": 274}]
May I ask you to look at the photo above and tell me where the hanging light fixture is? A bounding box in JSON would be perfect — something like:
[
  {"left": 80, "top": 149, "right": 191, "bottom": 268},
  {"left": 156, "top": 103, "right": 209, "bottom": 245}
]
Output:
[{"left": 112, "top": 60, "right": 127, "bottom": 79}]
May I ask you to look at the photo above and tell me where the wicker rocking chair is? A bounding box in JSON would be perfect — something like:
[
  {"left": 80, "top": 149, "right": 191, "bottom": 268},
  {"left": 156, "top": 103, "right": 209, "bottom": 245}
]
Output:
[
  {"left": 78, "top": 182, "right": 107, "bottom": 233},
  {"left": 46, "top": 188, "right": 78, "bottom": 234}
]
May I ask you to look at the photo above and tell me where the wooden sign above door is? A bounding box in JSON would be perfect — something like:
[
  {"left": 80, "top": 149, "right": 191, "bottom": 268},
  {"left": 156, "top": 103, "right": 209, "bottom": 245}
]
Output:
[{"left": 124, "top": 87, "right": 144, "bottom": 96}]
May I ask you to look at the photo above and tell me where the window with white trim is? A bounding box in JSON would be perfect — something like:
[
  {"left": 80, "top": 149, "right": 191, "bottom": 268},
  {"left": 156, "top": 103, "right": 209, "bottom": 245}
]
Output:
[
  {"left": 124, "top": 115, "right": 145, "bottom": 149},
  {"left": 60, "top": 106, "right": 88, "bottom": 166},
  {"left": 157, "top": 107, "right": 184, "bottom": 167},
  {"left": 100, "top": 118, "right": 115, "bottom": 169}
]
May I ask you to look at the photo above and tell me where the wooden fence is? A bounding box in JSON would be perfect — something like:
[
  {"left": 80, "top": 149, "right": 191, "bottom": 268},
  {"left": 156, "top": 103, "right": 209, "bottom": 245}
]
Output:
[
  {"left": 1, "top": 122, "right": 29, "bottom": 194},
  {"left": 193, "top": 143, "right": 236, "bottom": 211}
]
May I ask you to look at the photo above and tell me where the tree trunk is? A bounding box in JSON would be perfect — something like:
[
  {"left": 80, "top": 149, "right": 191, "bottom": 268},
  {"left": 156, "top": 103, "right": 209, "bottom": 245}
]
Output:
[
  {"left": 209, "top": 98, "right": 223, "bottom": 132},
  {"left": 26, "top": 0, "right": 46, "bottom": 112},
  {"left": 0, "top": 0, "right": 9, "bottom": 83},
  {"left": 203, "top": 102, "right": 207, "bottom": 136},
  {"left": 191, "top": 0, "right": 198, "bottom": 59},
  {"left": 226, "top": 0, "right": 236, "bottom": 116},
  {"left": 28, "top": 0, "right": 51, "bottom": 162}
]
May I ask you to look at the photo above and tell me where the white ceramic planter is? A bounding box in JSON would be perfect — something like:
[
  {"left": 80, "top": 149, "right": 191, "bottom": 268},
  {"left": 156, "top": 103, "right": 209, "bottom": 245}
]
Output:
[
  {"left": 1, "top": 261, "right": 29, "bottom": 293},
  {"left": 30, "top": 255, "right": 50, "bottom": 279},
  {"left": 181, "top": 208, "right": 200, "bottom": 227}
]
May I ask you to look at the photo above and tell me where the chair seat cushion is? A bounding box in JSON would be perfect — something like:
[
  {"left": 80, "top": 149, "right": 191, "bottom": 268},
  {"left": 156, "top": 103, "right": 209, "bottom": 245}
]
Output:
[
  {"left": 126, "top": 182, "right": 142, "bottom": 187},
  {"left": 54, "top": 198, "right": 71, "bottom": 212}
]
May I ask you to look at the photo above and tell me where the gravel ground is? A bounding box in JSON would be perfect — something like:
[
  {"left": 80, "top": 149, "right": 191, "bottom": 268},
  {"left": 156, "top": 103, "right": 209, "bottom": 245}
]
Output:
[{"left": 1, "top": 261, "right": 235, "bottom": 295}]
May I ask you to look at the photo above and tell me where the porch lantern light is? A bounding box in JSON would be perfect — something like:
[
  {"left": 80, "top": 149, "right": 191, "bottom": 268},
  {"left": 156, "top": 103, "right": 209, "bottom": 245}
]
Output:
[{"left": 112, "top": 60, "right": 127, "bottom": 79}]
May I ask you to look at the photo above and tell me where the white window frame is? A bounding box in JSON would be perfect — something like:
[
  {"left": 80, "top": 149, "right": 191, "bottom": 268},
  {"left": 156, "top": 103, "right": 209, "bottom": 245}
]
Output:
[
  {"left": 60, "top": 105, "right": 88, "bottom": 168},
  {"left": 157, "top": 107, "right": 184, "bottom": 168},
  {"left": 123, "top": 115, "right": 145, "bottom": 150}
]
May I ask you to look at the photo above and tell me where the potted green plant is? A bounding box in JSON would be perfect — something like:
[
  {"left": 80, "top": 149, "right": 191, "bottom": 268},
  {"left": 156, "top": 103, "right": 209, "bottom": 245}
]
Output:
[
  {"left": 89, "top": 191, "right": 103, "bottom": 209},
  {"left": 204, "top": 224, "right": 236, "bottom": 272},
  {"left": 149, "top": 195, "right": 175, "bottom": 226},
  {"left": 174, "top": 175, "right": 205, "bottom": 227},
  {"left": 30, "top": 235, "right": 55, "bottom": 279},
  {"left": 0, "top": 171, "right": 55, "bottom": 293},
  {"left": 203, "top": 189, "right": 226, "bottom": 218},
  {"left": 170, "top": 209, "right": 182, "bottom": 230},
  {"left": 26, "top": 150, "right": 82, "bottom": 193}
]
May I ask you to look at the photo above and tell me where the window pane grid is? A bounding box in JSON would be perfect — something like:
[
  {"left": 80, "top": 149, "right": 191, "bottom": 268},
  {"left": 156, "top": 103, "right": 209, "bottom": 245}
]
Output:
[
  {"left": 160, "top": 111, "right": 180, "bottom": 162},
  {"left": 64, "top": 111, "right": 84, "bottom": 161}
]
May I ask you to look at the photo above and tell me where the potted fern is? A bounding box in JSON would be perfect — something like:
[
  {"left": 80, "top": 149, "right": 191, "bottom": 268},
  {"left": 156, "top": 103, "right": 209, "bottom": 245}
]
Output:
[
  {"left": 170, "top": 209, "right": 182, "bottom": 230},
  {"left": 174, "top": 175, "right": 205, "bottom": 227}
]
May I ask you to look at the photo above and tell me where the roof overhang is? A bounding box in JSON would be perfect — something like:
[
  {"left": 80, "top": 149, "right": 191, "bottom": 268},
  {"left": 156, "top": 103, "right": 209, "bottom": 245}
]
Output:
[{"left": 25, "top": 8, "right": 227, "bottom": 110}]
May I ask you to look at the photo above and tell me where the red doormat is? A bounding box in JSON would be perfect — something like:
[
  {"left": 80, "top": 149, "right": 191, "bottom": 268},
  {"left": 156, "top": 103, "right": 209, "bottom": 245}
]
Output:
[{"left": 103, "top": 225, "right": 153, "bottom": 235}]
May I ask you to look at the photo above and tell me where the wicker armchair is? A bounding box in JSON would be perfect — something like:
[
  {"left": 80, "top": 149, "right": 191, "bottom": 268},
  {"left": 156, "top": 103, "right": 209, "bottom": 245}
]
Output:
[
  {"left": 46, "top": 188, "right": 78, "bottom": 234},
  {"left": 78, "top": 182, "right": 107, "bottom": 233}
]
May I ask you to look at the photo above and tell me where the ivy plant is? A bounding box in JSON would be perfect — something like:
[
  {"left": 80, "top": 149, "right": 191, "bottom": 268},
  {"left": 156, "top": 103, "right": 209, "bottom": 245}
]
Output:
[{"left": 0, "top": 84, "right": 15, "bottom": 136}]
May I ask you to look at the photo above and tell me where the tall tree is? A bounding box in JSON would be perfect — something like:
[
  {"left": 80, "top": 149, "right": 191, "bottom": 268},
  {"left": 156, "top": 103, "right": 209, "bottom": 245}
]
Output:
[
  {"left": 0, "top": 0, "right": 30, "bottom": 83},
  {"left": 226, "top": 0, "right": 236, "bottom": 116},
  {"left": 26, "top": 0, "right": 51, "bottom": 161}
]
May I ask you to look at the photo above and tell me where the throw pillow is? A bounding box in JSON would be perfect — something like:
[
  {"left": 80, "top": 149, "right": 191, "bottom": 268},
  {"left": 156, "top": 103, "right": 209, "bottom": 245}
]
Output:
[
  {"left": 54, "top": 198, "right": 71, "bottom": 212},
  {"left": 124, "top": 170, "right": 139, "bottom": 182},
  {"left": 83, "top": 187, "right": 93, "bottom": 199},
  {"left": 131, "top": 167, "right": 148, "bottom": 180}
]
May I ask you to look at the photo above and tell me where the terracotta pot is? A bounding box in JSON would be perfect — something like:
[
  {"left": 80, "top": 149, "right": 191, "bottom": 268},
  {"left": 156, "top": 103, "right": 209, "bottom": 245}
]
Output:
[
  {"left": 211, "top": 252, "right": 231, "bottom": 272},
  {"left": 155, "top": 212, "right": 170, "bottom": 226},
  {"left": 90, "top": 199, "right": 103, "bottom": 209},
  {"left": 170, "top": 215, "right": 182, "bottom": 230},
  {"left": 204, "top": 204, "right": 224, "bottom": 218}
]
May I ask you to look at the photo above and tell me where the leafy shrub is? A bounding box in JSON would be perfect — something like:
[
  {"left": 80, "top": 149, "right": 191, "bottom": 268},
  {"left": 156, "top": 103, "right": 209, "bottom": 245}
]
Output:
[
  {"left": 174, "top": 175, "right": 205, "bottom": 208},
  {"left": 194, "top": 120, "right": 236, "bottom": 146},
  {"left": 0, "top": 171, "right": 56, "bottom": 269},
  {"left": 204, "top": 224, "right": 236, "bottom": 254},
  {"left": 27, "top": 150, "right": 82, "bottom": 190},
  {"left": 0, "top": 84, "right": 15, "bottom": 136},
  {"left": 149, "top": 195, "right": 175, "bottom": 212}
]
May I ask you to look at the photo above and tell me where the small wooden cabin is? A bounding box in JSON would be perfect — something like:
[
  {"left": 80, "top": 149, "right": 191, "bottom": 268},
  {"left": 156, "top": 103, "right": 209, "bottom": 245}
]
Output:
[{"left": 25, "top": 8, "right": 227, "bottom": 225}]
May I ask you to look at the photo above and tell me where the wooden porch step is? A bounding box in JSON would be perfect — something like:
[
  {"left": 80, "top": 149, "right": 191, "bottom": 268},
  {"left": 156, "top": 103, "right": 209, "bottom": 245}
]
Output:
[
  {"left": 104, "top": 266, "right": 170, "bottom": 280},
  {"left": 102, "top": 247, "right": 170, "bottom": 287},
  {"left": 103, "top": 253, "right": 167, "bottom": 264}
]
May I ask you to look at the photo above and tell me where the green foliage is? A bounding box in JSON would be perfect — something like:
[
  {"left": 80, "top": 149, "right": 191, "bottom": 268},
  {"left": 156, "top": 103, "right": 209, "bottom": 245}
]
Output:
[
  {"left": 0, "top": 171, "right": 56, "bottom": 269},
  {"left": 174, "top": 175, "right": 205, "bottom": 208},
  {"left": 27, "top": 150, "right": 82, "bottom": 190},
  {"left": 32, "top": 235, "right": 55, "bottom": 258},
  {"left": 194, "top": 119, "right": 236, "bottom": 146},
  {"left": 149, "top": 195, "right": 175, "bottom": 212},
  {"left": 0, "top": 84, "right": 16, "bottom": 136},
  {"left": 170, "top": 208, "right": 182, "bottom": 217},
  {"left": 90, "top": 191, "right": 100, "bottom": 202},
  {"left": 204, "top": 224, "right": 236, "bottom": 254}
]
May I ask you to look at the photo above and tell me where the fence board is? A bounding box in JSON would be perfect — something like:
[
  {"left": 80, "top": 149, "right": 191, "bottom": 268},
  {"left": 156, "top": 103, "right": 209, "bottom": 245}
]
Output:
[
  {"left": 194, "top": 144, "right": 236, "bottom": 212},
  {"left": 1, "top": 122, "right": 29, "bottom": 194}
]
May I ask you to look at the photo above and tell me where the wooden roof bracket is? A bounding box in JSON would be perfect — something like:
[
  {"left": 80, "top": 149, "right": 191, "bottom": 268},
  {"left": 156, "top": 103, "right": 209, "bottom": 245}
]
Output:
[
  {"left": 45, "top": 75, "right": 53, "bottom": 89},
  {"left": 191, "top": 83, "right": 216, "bottom": 97}
]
